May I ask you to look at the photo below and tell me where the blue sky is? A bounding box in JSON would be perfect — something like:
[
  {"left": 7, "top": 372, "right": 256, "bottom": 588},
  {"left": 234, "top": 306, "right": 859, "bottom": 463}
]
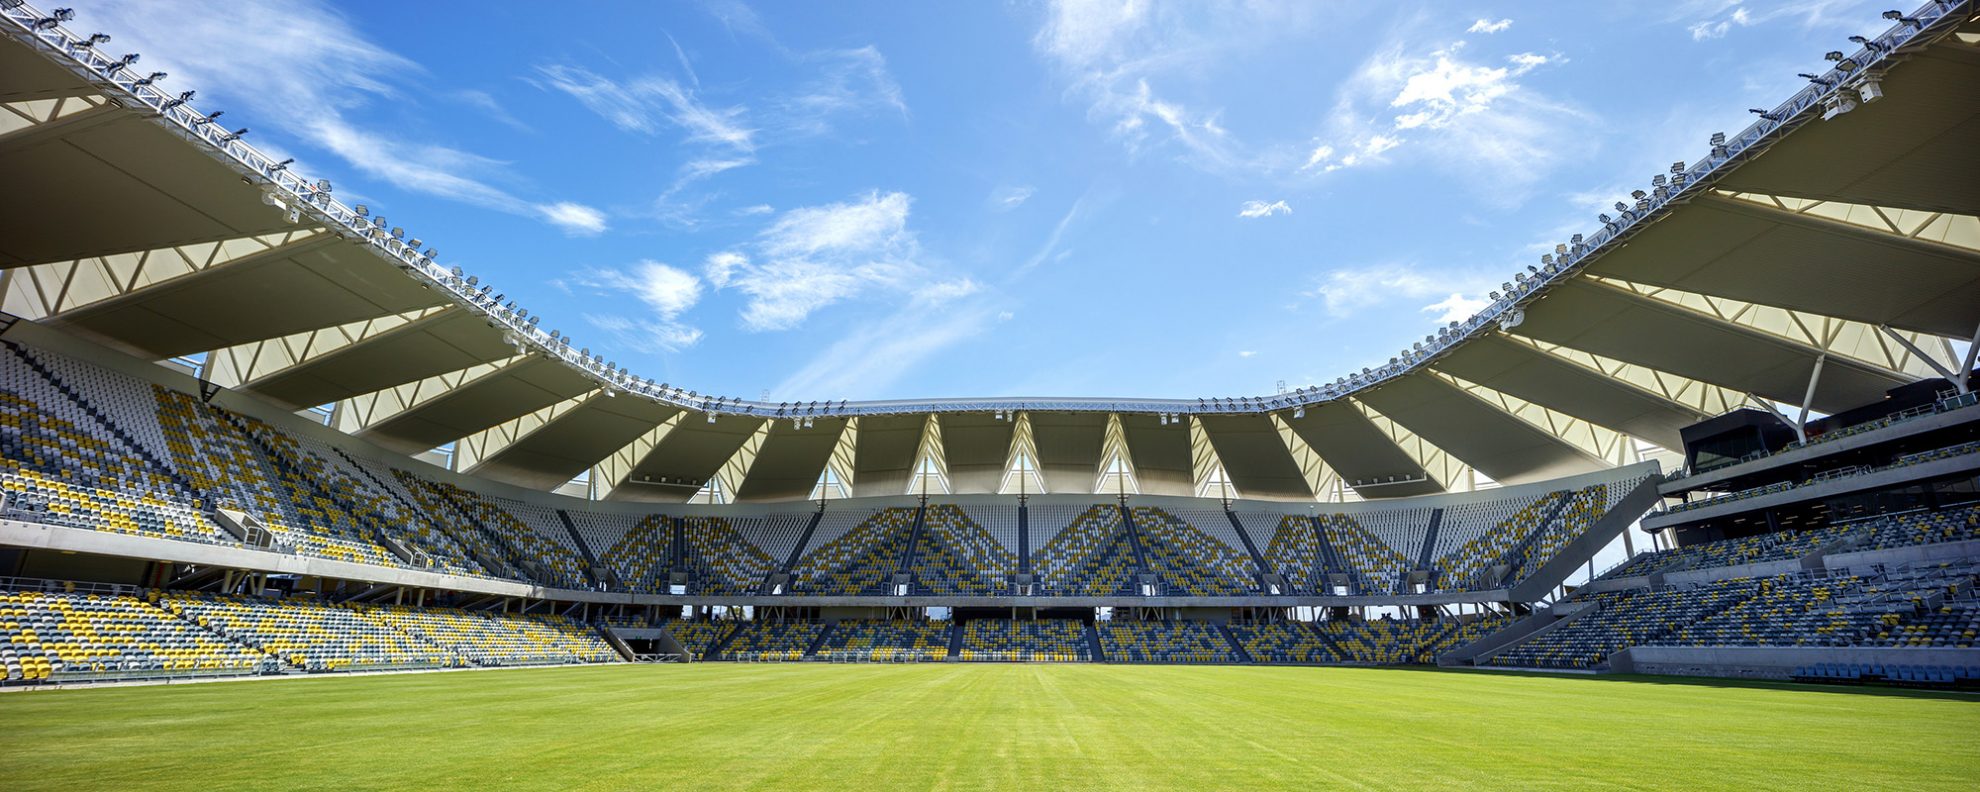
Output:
[{"left": 79, "top": 0, "right": 1893, "bottom": 403}]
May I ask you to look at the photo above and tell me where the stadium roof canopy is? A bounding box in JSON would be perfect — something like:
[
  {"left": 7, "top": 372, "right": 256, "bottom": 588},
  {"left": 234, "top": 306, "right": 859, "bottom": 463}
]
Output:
[{"left": 2, "top": 1, "right": 1977, "bottom": 503}]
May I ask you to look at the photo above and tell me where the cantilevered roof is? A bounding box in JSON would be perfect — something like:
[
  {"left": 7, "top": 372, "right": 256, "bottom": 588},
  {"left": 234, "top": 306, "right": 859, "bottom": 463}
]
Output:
[{"left": 1, "top": 1, "right": 1976, "bottom": 503}]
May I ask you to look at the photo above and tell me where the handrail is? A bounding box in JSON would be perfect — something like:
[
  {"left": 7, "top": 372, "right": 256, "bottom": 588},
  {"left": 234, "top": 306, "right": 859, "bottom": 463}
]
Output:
[
  {"left": 0, "top": 575, "right": 141, "bottom": 597},
  {"left": 0, "top": 1, "right": 1967, "bottom": 418}
]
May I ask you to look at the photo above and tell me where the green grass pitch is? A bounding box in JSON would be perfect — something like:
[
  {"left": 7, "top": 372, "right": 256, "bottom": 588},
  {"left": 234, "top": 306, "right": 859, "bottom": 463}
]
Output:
[{"left": 2, "top": 663, "right": 1974, "bottom": 791}]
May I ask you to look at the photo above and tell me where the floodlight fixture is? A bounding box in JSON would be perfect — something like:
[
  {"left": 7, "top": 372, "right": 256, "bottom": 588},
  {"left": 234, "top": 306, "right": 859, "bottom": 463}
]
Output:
[
  {"left": 33, "top": 9, "right": 75, "bottom": 30},
  {"left": 78, "top": 33, "right": 109, "bottom": 47},
  {"left": 269, "top": 158, "right": 294, "bottom": 172}
]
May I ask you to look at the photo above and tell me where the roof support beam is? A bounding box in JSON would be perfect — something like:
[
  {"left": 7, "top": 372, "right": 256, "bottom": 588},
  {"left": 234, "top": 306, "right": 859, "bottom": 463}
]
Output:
[
  {"left": 201, "top": 306, "right": 453, "bottom": 393},
  {"left": 1350, "top": 400, "right": 1466, "bottom": 493},
  {"left": 1268, "top": 413, "right": 1342, "bottom": 502},
  {"left": 589, "top": 414, "right": 687, "bottom": 500},
  {"left": 1094, "top": 413, "right": 1140, "bottom": 496},
  {"left": 709, "top": 420, "right": 773, "bottom": 504},
  {"left": 2, "top": 229, "right": 328, "bottom": 320},
  {"left": 1500, "top": 335, "right": 1748, "bottom": 419},
  {"left": 453, "top": 389, "right": 604, "bottom": 475},
  {"left": 906, "top": 414, "right": 950, "bottom": 496},
  {"left": 329, "top": 355, "right": 525, "bottom": 435},
  {"left": 1712, "top": 190, "right": 1980, "bottom": 258},
  {"left": 998, "top": 412, "right": 1045, "bottom": 495},
  {"left": 0, "top": 94, "right": 113, "bottom": 145},
  {"left": 815, "top": 417, "right": 858, "bottom": 500},
  {"left": 1594, "top": 275, "right": 1951, "bottom": 382},
  {"left": 1431, "top": 372, "right": 1640, "bottom": 465},
  {"left": 1187, "top": 416, "right": 1235, "bottom": 500},
  {"left": 1960, "top": 320, "right": 1980, "bottom": 393},
  {"left": 1878, "top": 324, "right": 1972, "bottom": 393}
]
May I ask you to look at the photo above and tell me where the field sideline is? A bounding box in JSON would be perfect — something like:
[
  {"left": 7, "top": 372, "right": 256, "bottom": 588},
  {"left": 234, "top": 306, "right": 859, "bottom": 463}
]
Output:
[{"left": 2, "top": 663, "right": 1974, "bottom": 791}]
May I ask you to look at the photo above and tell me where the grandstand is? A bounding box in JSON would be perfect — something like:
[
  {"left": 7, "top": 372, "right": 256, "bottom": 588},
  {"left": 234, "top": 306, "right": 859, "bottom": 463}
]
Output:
[{"left": 0, "top": 5, "right": 1975, "bottom": 791}]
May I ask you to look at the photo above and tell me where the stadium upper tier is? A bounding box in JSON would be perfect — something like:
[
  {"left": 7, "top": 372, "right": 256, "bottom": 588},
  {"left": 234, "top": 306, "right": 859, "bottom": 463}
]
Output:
[
  {"left": 2, "top": 2, "right": 1978, "bottom": 502},
  {"left": 0, "top": 338, "right": 1660, "bottom": 604}
]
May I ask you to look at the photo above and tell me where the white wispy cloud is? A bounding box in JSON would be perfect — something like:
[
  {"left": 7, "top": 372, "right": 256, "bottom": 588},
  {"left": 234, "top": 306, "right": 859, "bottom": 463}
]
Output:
[
  {"left": 534, "top": 64, "right": 756, "bottom": 149},
  {"left": 538, "top": 202, "right": 608, "bottom": 236},
  {"left": 1689, "top": 7, "right": 1753, "bottom": 39},
  {"left": 571, "top": 261, "right": 706, "bottom": 352},
  {"left": 587, "top": 314, "right": 705, "bottom": 354},
  {"left": 1676, "top": 1, "right": 1875, "bottom": 41},
  {"left": 701, "top": 0, "right": 781, "bottom": 47},
  {"left": 451, "top": 89, "right": 531, "bottom": 133},
  {"left": 1237, "top": 200, "right": 1291, "bottom": 219},
  {"left": 81, "top": 0, "right": 604, "bottom": 235},
  {"left": 913, "top": 278, "right": 982, "bottom": 304},
  {"left": 1035, "top": 0, "right": 1151, "bottom": 66},
  {"left": 1302, "top": 264, "right": 1494, "bottom": 324},
  {"left": 532, "top": 63, "right": 764, "bottom": 223},
  {"left": 781, "top": 46, "right": 908, "bottom": 134},
  {"left": 1030, "top": 0, "right": 1306, "bottom": 173},
  {"left": 1306, "top": 26, "right": 1587, "bottom": 203},
  {"left": 1421, "top": 292, "right": 1492, "bottom": 324},
  {"left": 1467, "top": 18, "right": 1513, "bottom": 34},
  {"left": 771, "top": 300, "right": 996, "bottom": 399},
  {"left": 1018, "top": 198, "right": 1087, "bottom": 276},
  {"left": 539, "top": 41, "right": 907, "bottom": 226},
  {"left": 703, "top": 191, "right": 933, "bottom": 331},
  {"left": 991, "top": 185, "right": 1036, "bottom": 211}
]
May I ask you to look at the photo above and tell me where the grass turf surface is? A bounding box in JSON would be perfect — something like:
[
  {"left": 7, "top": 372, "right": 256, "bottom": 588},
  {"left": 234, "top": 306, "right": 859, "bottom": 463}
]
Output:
[{"left": 2, "top": 663, "right": 1975, "bottom": 791}]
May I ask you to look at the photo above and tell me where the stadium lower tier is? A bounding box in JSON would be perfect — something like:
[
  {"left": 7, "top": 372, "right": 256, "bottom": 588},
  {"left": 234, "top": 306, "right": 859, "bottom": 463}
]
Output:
[
  {"left": 1491, "top": 558, "right": 1980, "bottom": 671},
  {"left": 1228, "top": 614, "right": 1513, "bottom": 665},
  {"left": 0, "top": 584, "right": 618, "bottom": 684}
]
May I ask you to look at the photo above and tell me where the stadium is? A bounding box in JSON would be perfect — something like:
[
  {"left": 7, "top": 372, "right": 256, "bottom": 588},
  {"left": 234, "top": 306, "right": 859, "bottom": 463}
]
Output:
[{"left": 1, "top": 1, "right": 1978, "bottom": 789}]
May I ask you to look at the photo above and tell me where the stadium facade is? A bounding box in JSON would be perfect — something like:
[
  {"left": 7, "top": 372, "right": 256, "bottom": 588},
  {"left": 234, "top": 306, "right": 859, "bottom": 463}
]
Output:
[{"left": 0, "top": 1, "right": 1977, "bottom": 686}]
